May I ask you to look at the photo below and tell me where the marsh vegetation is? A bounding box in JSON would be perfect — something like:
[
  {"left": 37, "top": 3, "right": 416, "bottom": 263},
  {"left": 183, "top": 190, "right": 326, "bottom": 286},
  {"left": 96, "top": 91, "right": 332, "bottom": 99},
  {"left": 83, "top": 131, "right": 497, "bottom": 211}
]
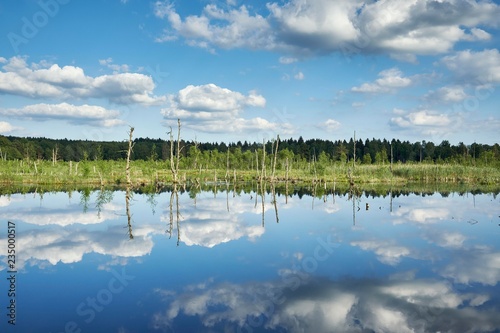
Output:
[{"left": 1, "top": 122, "right": 499, "bottom": 187}]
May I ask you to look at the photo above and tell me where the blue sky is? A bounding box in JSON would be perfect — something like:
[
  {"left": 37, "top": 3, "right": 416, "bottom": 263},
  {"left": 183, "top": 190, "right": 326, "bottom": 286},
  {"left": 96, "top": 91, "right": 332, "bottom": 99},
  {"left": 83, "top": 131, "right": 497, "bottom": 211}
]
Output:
[{"left": 0, "top": 0, "right": 499, "bottom": 145}]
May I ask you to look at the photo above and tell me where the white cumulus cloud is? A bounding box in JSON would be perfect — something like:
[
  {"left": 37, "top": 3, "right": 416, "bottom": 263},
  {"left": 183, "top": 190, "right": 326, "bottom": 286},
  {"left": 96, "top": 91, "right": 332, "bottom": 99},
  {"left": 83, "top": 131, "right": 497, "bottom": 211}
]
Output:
[
  {"left": 294, "top": 71, "right": 304, "bottom": 80},
  {"left": 352, "top": 68, "right": 412, "bottom": 94},
  {"left": 161, "top": 83, "right": 294, "bottom": 135},
  {"left": 0, "top": 56, "right": 166, "bottom": 105},
  {"left": 98, "top": 57, "right": 131, "bottom": 73},
  {"left": 351, "top": 240, "right": 411, "bottom": 265},
  {"left": 0, "top": 121, "right": 22, "bottom": 134},
  {"left": 317, "top": 118, "right": 341, "bottom": 133},
  {"left": 441, "top": 49, "right": 500, "bottom": 84},
  {"left": 154, "top": 2, "right": 273, "bottom": 51},
  {"left": 153, "top": 1, "right": 500, "bottom": 58},
  {"left": 0, "top": 103, "right": 125, "bottom": 127},
  {"left": 390, "top": 109, "right": 458, "bottom": 137},
  {"left": 152, "top": 276, "right": 497, "bottom": 333},
  {"left": 441, "top": 248, "right": 500, "bottom": 286},
  {"left": 424, "top": 86, "right": 468, "bottom": 103}
]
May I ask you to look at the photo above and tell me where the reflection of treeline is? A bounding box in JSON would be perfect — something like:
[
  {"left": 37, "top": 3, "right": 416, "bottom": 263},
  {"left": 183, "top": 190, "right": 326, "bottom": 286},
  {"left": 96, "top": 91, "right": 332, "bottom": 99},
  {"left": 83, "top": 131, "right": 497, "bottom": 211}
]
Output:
[
  {"left": 1, "top": 135, "right": 499, "bottom": 167},
  {"left": 2, "top": 182, "right": 498, "bottom": 199}
]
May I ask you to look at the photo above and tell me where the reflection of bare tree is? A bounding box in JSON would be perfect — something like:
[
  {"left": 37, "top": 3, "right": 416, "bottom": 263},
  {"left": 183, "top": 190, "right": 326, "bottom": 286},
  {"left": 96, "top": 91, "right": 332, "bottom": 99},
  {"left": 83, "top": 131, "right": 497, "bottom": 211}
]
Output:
[
  {"left": 79, "top": 187, "right": 113, "bottom": 217},
  {"left": 352, "top": 191, "right": 356, "bottom": 226},
  {"left": 125, "top": 185, "right": 133, "bottom": 239},
  {"left": 233, "top": 175, "right": 237, "bottom": 198},
  {"left": 213, "top": 181, "right": 218, "bottom": 198},
  {"left": 390, "top": 187, "right": 393, "bottom": 213},
  {"left": 312, "top": 182, "right": 317, "bottom": 210},
  {"left": 226, "top": 180, "right": 230, "bottom": 212},
  {"left": 146, "top": 191, "right": 159, "bottom": 215},
  {"left": 333, "top": 181, "right": 336, "bottom": 204},
  {"left": 271, "top": 183, "right": 279, "bottom": 224},
  {"left": 189, "top": 182, "right": 201, "bottom": 208},
  {"left": 349, "top": 184, "right": 361, "bottom": 226},
  {"left": 168, "top": 187, "right": 174, "bottom": 238},
  {"left": 254, "top": 180, "right": 280, "bottom": 226},
  {"left": 79, "top": 188, "right": 91, "bottom": 213},
  {"left": 175, "top": 185, "right": 181, "bottom": 246},
  {"left": 285, "top": 178, "right": 289, "bottom": 204},
  {"left": 254, "top": 182, "right": 258, "bottom": 209},
  {"left": 96, "top": 187, "right": 113, "bottom": 219},
  {"left": 167, "top": 184, "right": 182, "bottom": 246},
  {"left": 260, "top": 181, "right": 265, "bottom": 227}
]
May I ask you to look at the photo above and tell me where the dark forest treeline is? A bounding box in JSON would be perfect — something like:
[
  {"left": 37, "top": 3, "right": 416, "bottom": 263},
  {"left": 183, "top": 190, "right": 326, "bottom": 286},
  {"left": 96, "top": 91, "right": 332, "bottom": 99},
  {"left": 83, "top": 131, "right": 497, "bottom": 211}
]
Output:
[{"left": 1, "top": 135, "right": 499, "bottom": 167}]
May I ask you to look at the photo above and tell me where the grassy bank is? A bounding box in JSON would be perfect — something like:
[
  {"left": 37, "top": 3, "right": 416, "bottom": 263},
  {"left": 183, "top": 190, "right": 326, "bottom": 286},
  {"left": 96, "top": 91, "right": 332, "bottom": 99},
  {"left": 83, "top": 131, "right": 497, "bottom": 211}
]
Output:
[{"left": 0, "top": 159, "right": 499, "bottom": 187}]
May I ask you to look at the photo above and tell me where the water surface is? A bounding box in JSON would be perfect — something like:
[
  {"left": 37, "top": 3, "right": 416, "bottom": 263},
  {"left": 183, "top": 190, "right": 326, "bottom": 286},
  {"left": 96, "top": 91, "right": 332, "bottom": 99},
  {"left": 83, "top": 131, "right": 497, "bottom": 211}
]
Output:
[{"left": 1, "top": 186, "right": 499, "bottom": 333}]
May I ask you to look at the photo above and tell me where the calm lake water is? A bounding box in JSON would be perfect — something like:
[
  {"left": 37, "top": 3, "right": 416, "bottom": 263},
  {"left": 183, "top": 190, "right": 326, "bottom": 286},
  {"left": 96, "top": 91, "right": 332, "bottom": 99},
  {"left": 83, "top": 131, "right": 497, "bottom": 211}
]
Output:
[{"left": 1, "top": 185, "right": 499, "bottom": 333}]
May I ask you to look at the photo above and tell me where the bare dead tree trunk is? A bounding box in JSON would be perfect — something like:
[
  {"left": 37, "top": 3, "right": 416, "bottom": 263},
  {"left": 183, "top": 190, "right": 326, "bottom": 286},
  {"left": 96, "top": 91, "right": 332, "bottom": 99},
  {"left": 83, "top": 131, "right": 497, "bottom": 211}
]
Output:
[
  {"left": 126, "top": 127, "right": 135, "bottom": 186},
  {"left": 261, "top": 139, "right": 266, "bottom": 181},
  {"left": 390, "top": 142, "right": 394, "bottom": 173},
  {"left": 285, "top": 156, "right": 289, "bottom": 204},
  {"left": 353, "top": 130, "right": 356, "bottom": 170},
  {"left": 0, "top": 148, "right": 6, "bottom": 161},
  {"left": 285, "top": 157, "right": 289, "bottom": 181},
  {"left": 270, "top": 139, "right": 274, "bottom": 175},
  {"left": 176, "top": 119, "right": 181, "bottom": 178},
  {"left": 312, "top": 151, "right": 317, "bottom": 181},
  {"left": 193, "top": 136, "right": 199, "bottom": 169},
  {"left": 272, "top": 135, "right": 279, "bottom": 182},
  {"left": 52, "top": 145, "right": 59, "bottom": 166},
  {"left": 169, "top": 119, "right": 182, "bottom": 183},
  {"left": 225, "top": 148, "right": 230, "bottom": 181},
  {"left": 255, "top": 149, "right": 259, "bottom": 178},
  {"left": 169, "top": 127, "right": 176, "bottom": 182}
]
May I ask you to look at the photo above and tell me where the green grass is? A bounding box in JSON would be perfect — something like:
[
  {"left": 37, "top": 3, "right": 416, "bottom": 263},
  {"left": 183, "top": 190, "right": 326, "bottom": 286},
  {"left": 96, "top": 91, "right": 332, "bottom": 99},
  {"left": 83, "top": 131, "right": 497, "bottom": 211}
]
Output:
[{"left": 0, "top": 159, "right": 499, "bottom": 187}]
